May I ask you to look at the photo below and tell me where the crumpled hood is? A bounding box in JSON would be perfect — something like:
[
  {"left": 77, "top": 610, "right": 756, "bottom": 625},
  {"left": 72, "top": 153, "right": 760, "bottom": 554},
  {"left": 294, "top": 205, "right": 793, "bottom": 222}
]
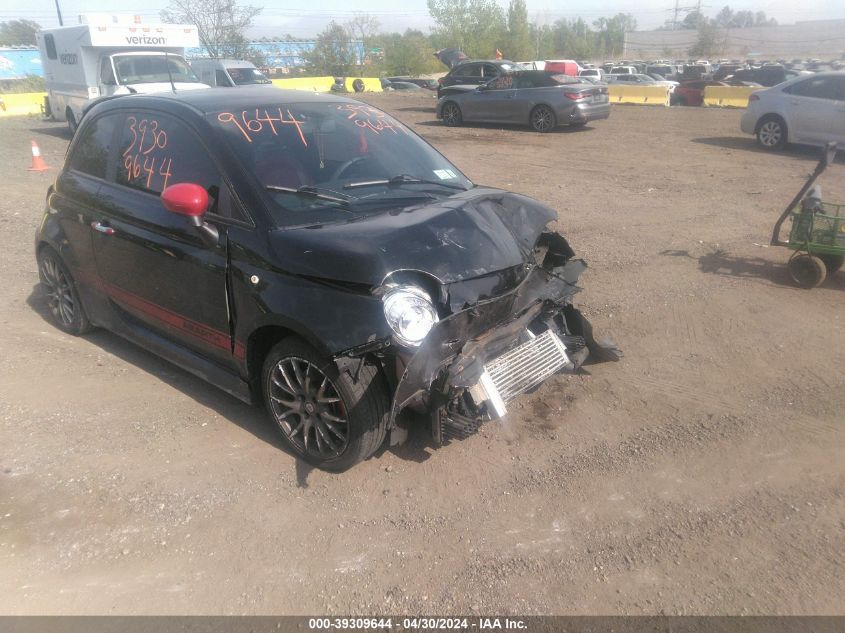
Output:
[{"left": 269, "top": 187, "right": 557, "bottom": 286}]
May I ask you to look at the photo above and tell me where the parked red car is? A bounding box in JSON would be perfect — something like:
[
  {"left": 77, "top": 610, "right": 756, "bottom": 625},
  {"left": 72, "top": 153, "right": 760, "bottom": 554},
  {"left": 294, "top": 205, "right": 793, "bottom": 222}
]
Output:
[{"left": 671, "top": 80, "right": 727, "bottom": 106}]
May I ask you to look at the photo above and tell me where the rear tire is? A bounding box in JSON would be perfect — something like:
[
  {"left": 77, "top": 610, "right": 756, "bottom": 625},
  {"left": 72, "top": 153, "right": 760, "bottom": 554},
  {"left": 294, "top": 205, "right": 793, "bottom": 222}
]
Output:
[
  {"left": 756, "top": 115, "right": 787, "bottom": 150},
  {"left": 819, "top": 254, "right": 844, "bottom": 274},
  {"left": 530, "top": 105, "right": 556, "bottom": 133},
  {"left": 261, "top": 338, "right": 389, "bottom": 471},
  {"left": 37, "top": 246, "right": 92, "bottom": 335},
  {"left": 441, "top": 102, "right": 462, "bottom": 126},
  {"left": 788, "top": 253, "right": 826, "bottom": 288}
]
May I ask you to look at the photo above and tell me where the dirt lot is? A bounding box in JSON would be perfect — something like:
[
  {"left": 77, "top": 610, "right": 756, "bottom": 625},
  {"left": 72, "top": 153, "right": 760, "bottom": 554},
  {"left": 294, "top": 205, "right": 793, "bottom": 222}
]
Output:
[{"left": 0, "top": 93, "right": 843, "bottom": 616}]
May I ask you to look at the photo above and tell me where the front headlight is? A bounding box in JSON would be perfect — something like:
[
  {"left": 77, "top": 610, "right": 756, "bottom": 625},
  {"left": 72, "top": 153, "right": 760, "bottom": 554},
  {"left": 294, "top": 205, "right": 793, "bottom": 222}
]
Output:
[{"left": 382, "top": 285, "right": 439, "bottom": 347}]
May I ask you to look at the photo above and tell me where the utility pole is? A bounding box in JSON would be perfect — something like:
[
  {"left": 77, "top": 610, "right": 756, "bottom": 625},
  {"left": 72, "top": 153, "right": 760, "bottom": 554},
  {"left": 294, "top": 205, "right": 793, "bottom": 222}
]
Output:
[
  {"left": 673, "top": 0, "right": 680, "bottom": 30},
  {"left": 54, "top": 0, "right": 64, "bottom": 26}
]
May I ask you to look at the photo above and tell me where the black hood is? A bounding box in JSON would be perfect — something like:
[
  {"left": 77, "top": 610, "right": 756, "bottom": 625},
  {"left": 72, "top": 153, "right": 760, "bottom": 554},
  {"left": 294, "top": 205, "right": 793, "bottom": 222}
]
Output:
[{"left": 269, "top": 188, "right": 557, "bottom": 286}]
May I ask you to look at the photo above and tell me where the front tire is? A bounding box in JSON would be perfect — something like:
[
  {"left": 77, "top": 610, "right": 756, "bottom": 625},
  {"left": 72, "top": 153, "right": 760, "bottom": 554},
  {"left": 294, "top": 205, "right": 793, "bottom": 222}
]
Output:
[
  {"left": 37, "top": 246, "right": 92, "bottom": 335},
  {"left": 66, "top": 108, "right": 78, "bottom": 135},
  {"left": 441, "top": 102, "right": 462, "bottom": 126},
  {"left": 788, "top": 253, "right": 826, "bottom": 288},
  {"left": 756, "top": 115, "right": 787, "bottom": 150},
  {"left": 262, "top": 338, "right": 389, "bottom": 471},
  {"left": 530, "top": 105, "right": 556, "bottom": 132}
]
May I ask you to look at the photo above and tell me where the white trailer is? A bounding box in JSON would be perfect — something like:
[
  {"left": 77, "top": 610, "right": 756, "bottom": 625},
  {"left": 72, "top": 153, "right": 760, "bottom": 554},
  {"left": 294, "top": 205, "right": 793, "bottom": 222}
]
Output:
[{"left": 37, "top": 15, "right": 208, "bottom": 132}]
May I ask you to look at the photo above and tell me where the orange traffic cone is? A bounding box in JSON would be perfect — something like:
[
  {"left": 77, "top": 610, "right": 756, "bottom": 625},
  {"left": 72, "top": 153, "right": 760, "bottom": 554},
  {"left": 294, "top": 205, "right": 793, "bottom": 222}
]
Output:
[{"left": 28, "top": 140, "right": 50, "bottom": 172}]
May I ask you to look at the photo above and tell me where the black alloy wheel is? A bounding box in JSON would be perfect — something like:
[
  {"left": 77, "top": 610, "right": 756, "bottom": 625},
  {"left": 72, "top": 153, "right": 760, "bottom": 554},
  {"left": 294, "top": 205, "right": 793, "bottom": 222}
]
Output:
[
  {"left": 441, "top": 102, "right": 462, "bottom": 126},
  {"left": 262, "top": 338, "right": 389, "bottom": 471},
  {"left": 530, "top": 105, "right": 556, "bottom": 133},
  {"left": 37, "top": 247, "right": 91, "bottom": 335},
  {"left": 268, "top": 356, "right": 350, "bottom": 458}
]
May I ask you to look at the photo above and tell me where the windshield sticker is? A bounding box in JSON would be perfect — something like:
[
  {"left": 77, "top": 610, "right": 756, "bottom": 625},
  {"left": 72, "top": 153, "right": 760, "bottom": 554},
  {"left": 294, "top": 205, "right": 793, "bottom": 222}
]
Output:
[
  {"left": 336, "top": 104, "right": 408, "bottom": 135},
  {"left": 434, "top": 169, "right": 457, "bottom": 180},
  {"left": 122, "top": 117, "right": 173, "bottom": 191},
  {"left": 217, "top": 109, "right": 308, "bottom": 147}
]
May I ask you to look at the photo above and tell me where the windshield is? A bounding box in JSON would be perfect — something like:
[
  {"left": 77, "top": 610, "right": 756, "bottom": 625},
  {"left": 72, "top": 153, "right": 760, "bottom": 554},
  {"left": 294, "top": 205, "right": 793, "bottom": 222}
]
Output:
[
  {"left": 210, "top": 101, "right": 473, "bottom": 227},
  {"left": 113, "top": 55, "right": 199, "bottom": 85},
  {"left": 227, "top": 66, "right": 271, "bottom": 85}
]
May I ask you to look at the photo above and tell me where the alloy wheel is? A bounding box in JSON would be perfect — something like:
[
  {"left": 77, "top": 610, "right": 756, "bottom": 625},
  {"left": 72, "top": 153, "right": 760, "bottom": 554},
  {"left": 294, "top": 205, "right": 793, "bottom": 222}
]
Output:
[
  {"left": 40, "top": 254, "right": 76, "bottom": 326},
  {"left": 531, "top": 106, "right": 554, "bottom": 132},
  {"left": 268, "top": 357, "right": 349, "bottom": 458},
  {"left": 442, "top": 103, "right": 461, "bottom": 126},
  {"left": 758, "top": 120, "right": 783, "bottom": 148}
]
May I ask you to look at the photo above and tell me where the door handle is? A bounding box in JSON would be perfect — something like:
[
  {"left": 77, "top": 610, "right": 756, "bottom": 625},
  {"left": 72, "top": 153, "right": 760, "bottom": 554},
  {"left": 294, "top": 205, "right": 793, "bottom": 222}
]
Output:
[{"left": 91, "top": 221, "right": 115, "bottom": 236}]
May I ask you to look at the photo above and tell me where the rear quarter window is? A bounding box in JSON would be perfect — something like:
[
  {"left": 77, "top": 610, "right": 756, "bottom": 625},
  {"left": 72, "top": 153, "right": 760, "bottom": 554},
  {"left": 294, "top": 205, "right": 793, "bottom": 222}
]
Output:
[{"left": 68, "top": 114, "right": 120, "bottom": 180}]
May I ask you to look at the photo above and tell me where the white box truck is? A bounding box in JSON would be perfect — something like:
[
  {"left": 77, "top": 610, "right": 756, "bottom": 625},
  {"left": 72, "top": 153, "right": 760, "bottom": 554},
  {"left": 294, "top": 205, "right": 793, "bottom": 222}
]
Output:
[{"left": 37, "top": 15, "right": 208, "bottom": 132}]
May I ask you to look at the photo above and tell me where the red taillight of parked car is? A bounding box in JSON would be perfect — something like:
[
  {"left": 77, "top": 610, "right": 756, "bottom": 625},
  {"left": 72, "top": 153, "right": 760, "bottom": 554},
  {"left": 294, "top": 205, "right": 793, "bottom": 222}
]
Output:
[
  {"left": 748, "top": 94, "right": 760, "bottom": 102},
  {"left": 438, "top": 77, "right": 444, "bottom": 85},
  {"left": 565, "top": 92, "right": 587, "bottom": 100}
]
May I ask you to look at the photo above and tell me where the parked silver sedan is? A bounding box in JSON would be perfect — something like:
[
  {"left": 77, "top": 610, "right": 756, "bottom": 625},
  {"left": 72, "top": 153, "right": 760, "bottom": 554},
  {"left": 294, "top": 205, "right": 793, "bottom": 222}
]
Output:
[{"left": 436, "top": 71, "right": 610, "bottom": 133}]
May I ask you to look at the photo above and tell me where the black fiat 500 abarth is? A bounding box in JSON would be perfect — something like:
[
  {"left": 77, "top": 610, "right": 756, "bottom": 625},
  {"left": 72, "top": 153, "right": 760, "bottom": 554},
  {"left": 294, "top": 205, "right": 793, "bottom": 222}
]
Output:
[{"left": 35, "top": 87, "right": 620, "bottom": 470}]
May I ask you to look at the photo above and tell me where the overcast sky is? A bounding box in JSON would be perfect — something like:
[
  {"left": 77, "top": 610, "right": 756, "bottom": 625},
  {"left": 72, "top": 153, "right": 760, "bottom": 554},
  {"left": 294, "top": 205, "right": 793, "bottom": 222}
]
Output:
[{"left": 3, "top": 0, "right": 844, "bottom": 37}]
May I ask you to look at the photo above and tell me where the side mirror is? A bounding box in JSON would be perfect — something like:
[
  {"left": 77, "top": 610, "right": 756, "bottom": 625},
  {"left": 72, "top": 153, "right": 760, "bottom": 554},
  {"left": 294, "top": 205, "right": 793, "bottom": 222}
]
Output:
[
  {"left": 161, "top": 183, "right": 219, "bottom": 246},
  {"left": 162, "top": 183, "right": 209, "bottom": 221}
]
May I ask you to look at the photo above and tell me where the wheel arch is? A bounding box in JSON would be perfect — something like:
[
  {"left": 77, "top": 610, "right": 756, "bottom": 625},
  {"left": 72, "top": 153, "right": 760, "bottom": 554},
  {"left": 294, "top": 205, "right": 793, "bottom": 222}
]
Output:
[
  {"left": 754, "top": 112, "right": 788, "bottom": 135},
  {"left": 528, "top": 102, "right": 557, "bottom": 129}
]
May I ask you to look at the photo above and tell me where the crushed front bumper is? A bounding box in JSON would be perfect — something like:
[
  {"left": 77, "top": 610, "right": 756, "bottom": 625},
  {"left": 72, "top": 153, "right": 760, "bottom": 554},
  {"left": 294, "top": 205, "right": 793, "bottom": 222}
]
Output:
[{"left": 387, "top": 258, "right": 620, "bottom": 443}]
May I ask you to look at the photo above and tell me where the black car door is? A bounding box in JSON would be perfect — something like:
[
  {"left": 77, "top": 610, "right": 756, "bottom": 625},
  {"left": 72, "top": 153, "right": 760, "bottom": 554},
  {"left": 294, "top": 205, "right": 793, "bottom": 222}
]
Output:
[
  {"left": 47, "top": 112, "right": 122, "bottom": 318},
  {"left": 90, "top": 110, "right": 236, "bottom": 367}
]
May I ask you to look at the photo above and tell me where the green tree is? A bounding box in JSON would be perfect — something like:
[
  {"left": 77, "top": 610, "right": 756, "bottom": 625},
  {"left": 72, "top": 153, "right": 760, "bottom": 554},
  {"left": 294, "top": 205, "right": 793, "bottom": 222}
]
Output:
[
  {"left": 427, "top": 0, "right": 506, "bottom": 58},
  {"left": 304, "top": 21, "right": 356, "bottom": 76},
  {"left": 161, "top": 0, "right": 261, "bottom": 59},
  {"left": 370, "top": 30, "right": 440, "bottom": 76},
  {"left": 689, "top": 20, "right": 719, "bottom": 57},
  {"left": 346, "top": 12, "right": 381, "bottom": 70},
  {"left": 0, "top": 19, "right": 40, "bottom": 46},
  {"left": 506, "top": 0, "right": 533, "bottom": 61}
]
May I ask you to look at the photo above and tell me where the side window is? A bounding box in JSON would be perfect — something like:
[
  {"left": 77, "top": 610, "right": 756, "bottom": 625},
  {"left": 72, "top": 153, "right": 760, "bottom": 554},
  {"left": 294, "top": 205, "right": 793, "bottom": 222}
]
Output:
[
  {"left": 44, "top": 34, "right": 57, "bottom": 60},
  {"left": 786, "top": 77, "right": 840, "bottom": 100},
  {"left": 482, "top": 64, "right": 498, "bottom": 78},
  {"left": 100, "top": 58, "right": 116, "bottom": 85},
  {"left": 216, "top": 69, "right": 231, "bottom": 87},
  {"left": 461, "top": 64, "right": 481, "bottom": 78},
  {"left": 68, "top": 114, "right": 119, "bottom": 179},
  {"left": 116, "top": 113, "right": 220, "bottom": 202},
  {"left": 488, "top": 75, "right": 513, "bottom": 90}
]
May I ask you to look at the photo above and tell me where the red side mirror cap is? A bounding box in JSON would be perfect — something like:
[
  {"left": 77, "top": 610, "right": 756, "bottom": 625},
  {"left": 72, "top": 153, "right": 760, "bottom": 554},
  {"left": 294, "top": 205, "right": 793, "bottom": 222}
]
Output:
[{"left": 161, "top": 183, "right": 209, "bottom": 218}]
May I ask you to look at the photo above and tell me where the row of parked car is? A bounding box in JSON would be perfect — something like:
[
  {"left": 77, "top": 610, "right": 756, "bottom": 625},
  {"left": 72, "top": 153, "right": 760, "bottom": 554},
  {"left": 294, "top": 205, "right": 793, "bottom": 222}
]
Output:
[{"left": 428, "top": 54, "right": 845, "bottom": 147}]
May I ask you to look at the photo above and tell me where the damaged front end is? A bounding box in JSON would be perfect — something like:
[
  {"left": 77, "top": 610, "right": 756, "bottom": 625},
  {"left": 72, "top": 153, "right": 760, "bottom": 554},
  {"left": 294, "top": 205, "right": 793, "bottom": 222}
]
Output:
[{"left": 385, "top": 231, "right": 621, "bottom": 445}]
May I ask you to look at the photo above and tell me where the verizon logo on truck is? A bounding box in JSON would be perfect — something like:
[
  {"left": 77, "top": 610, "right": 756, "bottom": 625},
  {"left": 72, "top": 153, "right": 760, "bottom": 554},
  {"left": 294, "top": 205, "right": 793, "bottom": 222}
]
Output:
[{"left": 125, "top": 35, "right": 167, "bottom": 45}]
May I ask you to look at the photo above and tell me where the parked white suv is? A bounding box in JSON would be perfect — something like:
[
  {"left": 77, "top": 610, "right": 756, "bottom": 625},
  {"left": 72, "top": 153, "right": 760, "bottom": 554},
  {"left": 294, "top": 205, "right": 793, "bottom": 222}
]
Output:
[{"left": 740, "top": 71, "right": 845, "bottom": 150}]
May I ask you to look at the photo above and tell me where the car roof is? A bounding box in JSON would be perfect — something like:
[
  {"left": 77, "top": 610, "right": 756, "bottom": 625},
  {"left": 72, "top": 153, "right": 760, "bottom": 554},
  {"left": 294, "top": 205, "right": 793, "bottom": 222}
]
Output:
[
  {"left": 453, "top": 59, "right": 514, "bottom": 67},
  {"left": 90, "top": 86, "right": 354, "bottom": 118}
]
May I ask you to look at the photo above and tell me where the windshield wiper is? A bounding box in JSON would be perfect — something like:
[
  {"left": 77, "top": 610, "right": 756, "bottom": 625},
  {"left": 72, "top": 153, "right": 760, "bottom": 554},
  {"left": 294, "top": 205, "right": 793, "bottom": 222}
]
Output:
[
  {"left": 265, "top": 185, "right": 352, "bottom": 209},
  {"left": 344, "top": 174, "right": 470, "bottom": 191}
]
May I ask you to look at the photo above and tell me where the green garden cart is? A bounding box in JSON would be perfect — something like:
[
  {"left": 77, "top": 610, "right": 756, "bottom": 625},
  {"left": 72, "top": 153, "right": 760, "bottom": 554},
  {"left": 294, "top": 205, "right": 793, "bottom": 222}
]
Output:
[{"left": 771, "top": 142, "right": 844, "bottom": 288}]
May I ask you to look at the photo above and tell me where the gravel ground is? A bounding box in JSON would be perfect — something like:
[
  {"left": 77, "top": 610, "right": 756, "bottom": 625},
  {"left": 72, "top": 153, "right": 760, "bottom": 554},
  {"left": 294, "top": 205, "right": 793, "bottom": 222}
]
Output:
[{"left": 0, "top": 92, "right": 843, "bottom": 615}]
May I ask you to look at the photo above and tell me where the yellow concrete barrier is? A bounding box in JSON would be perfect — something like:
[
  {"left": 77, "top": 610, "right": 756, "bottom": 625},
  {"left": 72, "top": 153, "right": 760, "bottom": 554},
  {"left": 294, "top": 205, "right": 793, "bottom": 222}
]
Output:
[
  {"left": 703, "top": 85, "right": 762, "bottom": 108},
  {"left": 608, "top": 84, "right": 670, "bottom": 106},
  {"left": 271, "top": 77, "right": 383, "bottom": 93},
  {"left": 0, "top": 92, "right": 46, "bottom": 117}
]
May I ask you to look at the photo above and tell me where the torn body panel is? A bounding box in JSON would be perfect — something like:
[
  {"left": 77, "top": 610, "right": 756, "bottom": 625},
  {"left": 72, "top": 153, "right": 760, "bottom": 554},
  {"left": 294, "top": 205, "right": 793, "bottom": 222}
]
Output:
[{"left": 385, "top": 254, "right": 612, "bottom": 438}]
